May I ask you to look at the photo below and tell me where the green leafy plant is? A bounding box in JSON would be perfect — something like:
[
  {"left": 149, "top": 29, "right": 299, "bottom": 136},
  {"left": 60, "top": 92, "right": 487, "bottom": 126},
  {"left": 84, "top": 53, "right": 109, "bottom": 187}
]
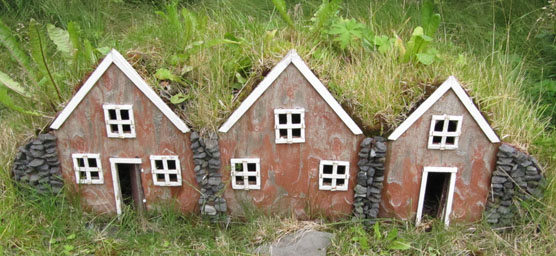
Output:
[
  {"left": 271, "top": 0, "right": 294, "bottom": 28},
  {"left": 327, "top": 18, "right": 373, "bottom": 50},
  {"left": 310, "top": 0, "right": 342, "bottom": 33},
  {"left": 373, "top": 222, "right": 412, "bottom": 252}
]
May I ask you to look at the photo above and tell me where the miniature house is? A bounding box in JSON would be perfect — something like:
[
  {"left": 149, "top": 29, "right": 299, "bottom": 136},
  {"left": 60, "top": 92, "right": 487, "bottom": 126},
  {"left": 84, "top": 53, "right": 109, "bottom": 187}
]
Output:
[
  {"left": 380, "top": 76, "right": 500, "bottom": 225},
  {"left": 50, "top": 49, "right": 199, "bottom": 215},
  {"left": 218, "top": 50, "right": 364, "bottom": 218}
]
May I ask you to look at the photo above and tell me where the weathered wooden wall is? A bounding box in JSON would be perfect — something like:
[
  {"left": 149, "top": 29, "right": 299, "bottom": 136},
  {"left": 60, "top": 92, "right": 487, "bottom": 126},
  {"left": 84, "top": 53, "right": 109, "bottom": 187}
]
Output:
[
  {"left": 55, "top": 64, "right": 199, "bottom": 214},
  {"left": 380, "top": 90, "right": 498, "bottom": 222},
  {"left": 219, "top": 64, "right": 363, "bottom": 218}
]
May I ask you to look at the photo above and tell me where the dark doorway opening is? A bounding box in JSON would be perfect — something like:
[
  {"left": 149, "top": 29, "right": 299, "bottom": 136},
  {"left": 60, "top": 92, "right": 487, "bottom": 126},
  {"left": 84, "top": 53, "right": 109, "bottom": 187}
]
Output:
[
  {"left": 117, "top": 163, "right": 145, "bottom": 214},
  {"left": 422, "top": 172, "right": 450, "bottom": 219}
]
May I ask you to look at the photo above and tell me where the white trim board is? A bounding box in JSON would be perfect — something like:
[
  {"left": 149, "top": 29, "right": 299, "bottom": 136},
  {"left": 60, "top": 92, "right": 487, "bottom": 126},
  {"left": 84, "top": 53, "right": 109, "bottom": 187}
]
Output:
[
  {"left": 388, "top": 76, "right": 499, "bottom": 143},
  {"left": 110, "top": 157, "right": 142, "bottom": 215},
  {"left": 50, "top": 49, "right": 190, "bottom": 133},
  {"left": 415, "top": 166, "right": 457, "bottom": 226},
  {"left": 218, "top": 49, "right": 363, "bottom": 135}
]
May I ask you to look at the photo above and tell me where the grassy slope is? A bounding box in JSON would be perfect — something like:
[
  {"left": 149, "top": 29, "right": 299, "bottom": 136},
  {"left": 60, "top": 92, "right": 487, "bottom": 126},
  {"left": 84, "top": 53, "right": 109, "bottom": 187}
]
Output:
[{"left": 0, "top": 0, "right": 555, "bottom": 254}]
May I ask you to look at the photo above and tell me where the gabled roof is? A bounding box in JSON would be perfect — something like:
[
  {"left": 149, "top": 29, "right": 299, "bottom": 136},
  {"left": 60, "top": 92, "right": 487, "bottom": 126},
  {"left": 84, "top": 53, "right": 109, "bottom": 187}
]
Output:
[
  {"left": 218, "top": 49, "right": 363, "bottom": 135},
  {"left": 388, "top": 76, "right": 499, "bottom": 143},
  {"left": 50, "top": 49, "right": 190, "bottom": 133}
]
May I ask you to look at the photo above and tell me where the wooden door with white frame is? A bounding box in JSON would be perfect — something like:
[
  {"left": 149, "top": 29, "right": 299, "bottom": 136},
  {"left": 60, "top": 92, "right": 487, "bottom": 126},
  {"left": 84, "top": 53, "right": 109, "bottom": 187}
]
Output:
[
  {"left": 416, "top": 167, "right": 457, "bottom": 226},
  {"left": 110, "top": 158, "right": 146, "bottom": 215}
]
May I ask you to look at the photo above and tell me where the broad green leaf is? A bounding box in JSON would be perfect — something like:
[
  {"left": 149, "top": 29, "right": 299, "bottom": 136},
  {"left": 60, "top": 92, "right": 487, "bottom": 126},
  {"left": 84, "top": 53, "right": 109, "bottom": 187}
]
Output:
[
  {"left": 170, "top": 93, "right": 189, "bottom": 104},
  {"left": 387, "top": 240, "right": 411, "bottom": 250},
  {"left": 47, "top": 24, "right": 73, "bottom": 56},
  {"left": 235, "top": 72, "right": 247, "bottom": 84},
  {"left": 96, "top": 46, "right": 111, "bottom": 55},
  {"left": 373, "top": 222, "right": 382, "bottom": 239},
  {"left": 0, "top": 70, "right": 29, "bottom": 97},
  {"left": 271, "top": 0, "right": 294, "bottom": 28},
  {"left": 155, "top": 68, "right": 178, "bottom": 81},
  {"left": 416, "top": 53, "right": 435, "bottom": 65},
  {"left": 0, "top": 18, "right": 37, "bottom": 83},
  {"left": 328, "top": 18, "right": 366, "bottom": 49},
  {"left": 385, "top": 227, "right": 398, "bottom": 242},
  {"left": 310, "top": 0, "right": 342, "bottom": 32},
  {"left": 0, "top": 87, "right": 39, "bottom": 116},
  {"left": 180, "top": 65, "right": 193, "bottom": 75}
]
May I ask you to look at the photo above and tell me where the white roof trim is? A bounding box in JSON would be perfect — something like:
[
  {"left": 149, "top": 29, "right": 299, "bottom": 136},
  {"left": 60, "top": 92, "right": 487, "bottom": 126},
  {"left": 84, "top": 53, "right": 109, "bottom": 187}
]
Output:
[
  {"left": 218, "top": 49, "right": 363, "bottom": 135},
  {"left": 388, "top": 76, "right": 499, "bottom": 143},
  {"left": 50, "top": 49, "right": 190, "bottom": 133}
]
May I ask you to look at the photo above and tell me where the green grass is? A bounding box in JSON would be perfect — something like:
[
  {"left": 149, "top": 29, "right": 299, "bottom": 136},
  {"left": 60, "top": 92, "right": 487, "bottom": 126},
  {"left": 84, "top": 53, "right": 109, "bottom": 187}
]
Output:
[{"left": 0, "top": 0, "right": 555, "bottom": 254}]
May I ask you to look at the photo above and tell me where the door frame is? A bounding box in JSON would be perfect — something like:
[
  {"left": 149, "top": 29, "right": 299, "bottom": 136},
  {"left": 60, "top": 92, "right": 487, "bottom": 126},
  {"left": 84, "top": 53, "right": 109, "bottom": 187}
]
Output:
[
  {"left": 416, "top": 166, "right": 457, "bottom": 226},
  {"left": 110, "top": 157, "right": 142, "bottom": 215}
]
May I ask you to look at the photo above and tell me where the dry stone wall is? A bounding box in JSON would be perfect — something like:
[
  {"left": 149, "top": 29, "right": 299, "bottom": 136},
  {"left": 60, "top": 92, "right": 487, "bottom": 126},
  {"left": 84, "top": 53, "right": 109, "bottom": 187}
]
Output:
[
  {"left": 485, "top": 143, "right": 544, "bottom": 226},
  {"left": 190, "top": 131, "right": 227, "bottom": 216},
  {"left": 353, "top": 136, "right": 386, "bottom": 223},
  {"left": 12, "top": 133, "right": 63, "bottom": 194}
]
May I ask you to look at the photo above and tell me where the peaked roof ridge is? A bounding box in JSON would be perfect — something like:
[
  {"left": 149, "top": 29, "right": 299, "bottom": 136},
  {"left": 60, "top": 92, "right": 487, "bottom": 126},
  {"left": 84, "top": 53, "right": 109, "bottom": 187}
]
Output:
[
  {"left": 50, "top": 49, "right": 190, "bottom": 133},
  {"left": 218, "top": 49, "right": 363, "bottom": 135},
  {"left": 388, "top": 76, "right": 499, "bottom": 143}
]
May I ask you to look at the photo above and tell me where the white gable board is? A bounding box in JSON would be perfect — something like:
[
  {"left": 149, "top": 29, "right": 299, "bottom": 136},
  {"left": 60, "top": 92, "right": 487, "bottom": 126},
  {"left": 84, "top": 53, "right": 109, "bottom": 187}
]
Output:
[
  {"left": 50, "top": 49, "right": 190, "bottom": 133},
  {"left": 218, "top": 49, "right": 363, "bottom": 135},
  {"left": 388, "top": 76, "right": 499, "bottom": 143}
]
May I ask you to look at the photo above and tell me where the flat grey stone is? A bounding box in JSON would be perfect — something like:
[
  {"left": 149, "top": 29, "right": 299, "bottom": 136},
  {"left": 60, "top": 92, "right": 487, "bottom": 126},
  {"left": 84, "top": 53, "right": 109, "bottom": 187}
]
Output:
[
  {"left": 38, "top": 133, "right": 56, "bottom": 142},
  {"left": 29, "top": 159, "right": 45, "bottom": 168},
  {"left": 254, "top": 230, "right": 334, "bottom": 256}
]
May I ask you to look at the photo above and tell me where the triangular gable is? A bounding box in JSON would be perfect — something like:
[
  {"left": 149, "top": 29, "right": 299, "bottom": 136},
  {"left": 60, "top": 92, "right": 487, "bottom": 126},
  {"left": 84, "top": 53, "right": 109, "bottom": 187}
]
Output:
[
  {"left": 388, "top": 76, "right": 499, "bottom": 143},
  {"left": 50, "top": 49, "right": 190, "bottom": 133},
  {"left": 218, "top": 49, "right": 363, "bottom": 135}
]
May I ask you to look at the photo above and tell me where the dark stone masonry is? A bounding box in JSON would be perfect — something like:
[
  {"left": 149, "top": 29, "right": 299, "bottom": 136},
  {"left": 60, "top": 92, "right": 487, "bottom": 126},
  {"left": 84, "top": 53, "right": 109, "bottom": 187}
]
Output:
[
  {"left": 11, "top": 133, "right": 64, "bottom": 194},
  {"left": 484, "top": 143, "right": 544, "bottom": 226},
  {"left": 353, "top": 136, "right": 386, "bottom": 223},
  {"left": 190, "top": 131, "right": 227, "bottom": 216}
]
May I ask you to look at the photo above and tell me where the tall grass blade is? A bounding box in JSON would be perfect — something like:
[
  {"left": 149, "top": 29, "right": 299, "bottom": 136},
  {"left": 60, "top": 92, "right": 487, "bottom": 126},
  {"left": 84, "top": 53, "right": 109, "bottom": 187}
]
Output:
[
  {"left": 29, "top": 19, "right": 62, "bottom": 103},
  {"left": 271, "top": 0, "right": 294, "bottom": 28}
]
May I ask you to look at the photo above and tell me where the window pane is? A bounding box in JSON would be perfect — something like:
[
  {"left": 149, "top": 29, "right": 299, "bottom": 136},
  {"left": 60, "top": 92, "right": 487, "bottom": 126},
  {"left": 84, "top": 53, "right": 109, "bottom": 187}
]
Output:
[
  {"left": 434, "top": 120, "right": 444, "bottom": 132},
  {"left": 446, "top": 136, "right": 455, "bottom": 145},
  {"left": 120, "top": 109, "right": 130, "bottom": 120},
  {"left": 90, "top": 171, "right": 99, "bottom": 179},
  {"left": 247, "top": 163, "right": 257, "bottom": 172},
  {"left": 292, "top": 128, "right": 301, "bottom": 138},
  {"left": 448, "top": 120, "right": 458, "bottom": 132},
  {"left": 323, "top": 178, "right": 332, "bottom": 185},
  {"left": 169, "top": 174, "right": 178, "bottom": 182},
  {"left": 79, "top": 171, "right": 87, "bottom": 179},
  {"left": 248, "top": 176, "right": 257, "bottom": 185},
  {"left": 432, "top": 136, "right": 442, "bottom": 144},
  {"left": 336, "top": 178, "right": 345, "bottom": 186},
  {"left": 88, "top": 158, "right": 97, "bottom": 168},
  {"left": 323, "top": 165, "right": 333, "bottom": 174},
  {"left": 337, "top": 165, "right": 346, "bottom": 175},
  {"left": 110, "top": 124, "right": 119, "bottom": 133},
  {"left": 77, "top": 158, "right": 85, "bottom": 167},
  {"left": 108, "top": 109, "right": 117, "bottom": 120},
  {"left": 235, "top": 163, "right": 244, "bottom": 172},
  {"left": 122, "top": 125, "right": 132, "bottom": 133},
  {"left": 167, "top": 160, "right": 176, "bottom": 170},
  {"left": 278, "top": 113, "right": 287, "bottom": 124},
  {"left": 279, "top": 129, "right": 288, "bottom": 138},
  {"left": 291, "top": 113, "right": 301, "bottom": 124},
  {"left": 155, "top": 160, "right": 164, "bottom": 170},
  {"left": 235, "top": 176, "right": 244, "bottom": 185},
  {"left": 157, "top": 174, "right": 165, "bottom": 181}
]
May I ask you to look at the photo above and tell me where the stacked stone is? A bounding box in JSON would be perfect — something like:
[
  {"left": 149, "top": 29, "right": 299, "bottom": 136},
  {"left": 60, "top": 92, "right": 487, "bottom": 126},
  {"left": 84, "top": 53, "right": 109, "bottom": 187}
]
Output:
[
  {"left": 12, "top": 133, "right": 63, "bottom": 194},
  {"left": 485, "top": 143, "right": 544, "bottom": 226},
  {"left": 353, "top": 136, "right": 386, "bottom": 223},
  {"left": 190, "top": 131, "right": 227, "bottom": 216}
]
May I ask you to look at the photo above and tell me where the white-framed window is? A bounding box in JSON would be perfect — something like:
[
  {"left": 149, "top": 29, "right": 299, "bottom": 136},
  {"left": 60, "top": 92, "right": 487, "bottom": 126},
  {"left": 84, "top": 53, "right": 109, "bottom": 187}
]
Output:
[
  {"left": 150, "top": 155, "right": 182, "bottom": 186},
  {"left": 72, "top": 153, "right": 103, "bottom": 184},
  {"left": 103, "top": 104, "right": 136, "bottom": 138},
  {"left": 428, "top": 115, "right": 463, "bottom": 150},
  {"left": 274, "top": 108, "right": 305, "bottom": 144},
  {"left": 319, "top": 160, "right": 349, "bottom": 191},
  {"left": 230, "top": 158, "right": 260, "bottom": 190}
]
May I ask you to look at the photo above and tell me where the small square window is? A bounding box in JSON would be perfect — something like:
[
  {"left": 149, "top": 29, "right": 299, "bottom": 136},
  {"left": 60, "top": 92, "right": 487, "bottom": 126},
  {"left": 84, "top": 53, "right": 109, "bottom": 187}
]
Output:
[
  {"left": 428, "top": 115, "right": 463, "bottom": 150},
  {"left": 103, "top": 105, "right": 136, "bottom": 138},
  {"left": 231, "top": 158, "right": 260, "bottom": 190},
  {"left": 274, "top": 108, "right": 305, "bottom": 144},
  {"left": 72, "top": 153, "right": 103, "bottom": 184},
  {"left": 319, "top": 160, "right": 350, "bottom": 191},
  {"left": 150, "top": 155, "right": 182, "bottom": 186}
]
